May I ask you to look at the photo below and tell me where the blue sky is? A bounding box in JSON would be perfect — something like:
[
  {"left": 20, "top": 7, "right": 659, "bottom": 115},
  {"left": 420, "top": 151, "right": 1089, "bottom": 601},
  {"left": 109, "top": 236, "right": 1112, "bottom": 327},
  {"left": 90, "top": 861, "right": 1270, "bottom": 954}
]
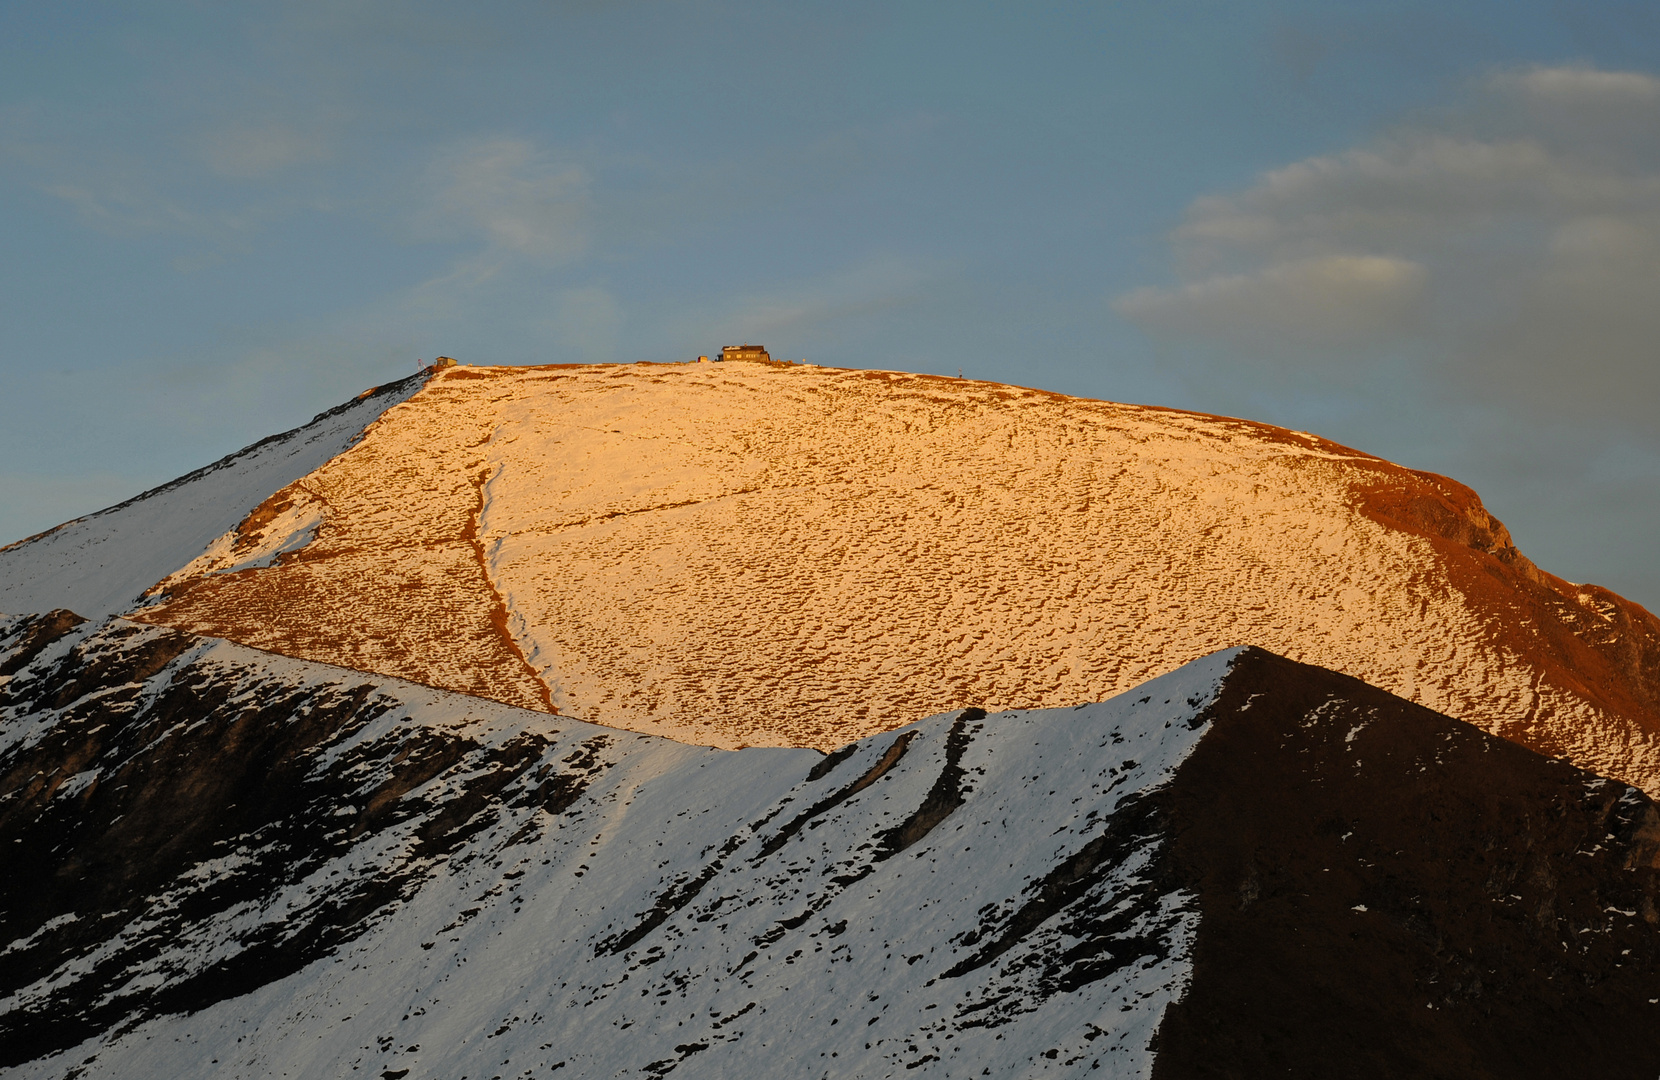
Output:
[{"left": 4, "top": 1, "right": 1660, "bottom": 607}]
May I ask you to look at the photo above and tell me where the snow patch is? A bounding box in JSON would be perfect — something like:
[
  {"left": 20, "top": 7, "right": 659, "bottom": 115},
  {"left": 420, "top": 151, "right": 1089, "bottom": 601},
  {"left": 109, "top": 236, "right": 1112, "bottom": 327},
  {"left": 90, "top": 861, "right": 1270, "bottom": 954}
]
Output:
[
  {"left": 0, "top": 624, "right": 1245, "bottom": 1080},
  {"left": 156, "top": 488, "right": 325, "bottom": 586}
]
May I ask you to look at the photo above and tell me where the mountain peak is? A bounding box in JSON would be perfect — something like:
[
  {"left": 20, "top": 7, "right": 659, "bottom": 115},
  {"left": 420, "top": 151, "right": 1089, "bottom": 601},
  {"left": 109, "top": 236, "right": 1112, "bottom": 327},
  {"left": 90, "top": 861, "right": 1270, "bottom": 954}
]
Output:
[{"left": 5, "top": 362, "right": 1660, "bottom": 795}]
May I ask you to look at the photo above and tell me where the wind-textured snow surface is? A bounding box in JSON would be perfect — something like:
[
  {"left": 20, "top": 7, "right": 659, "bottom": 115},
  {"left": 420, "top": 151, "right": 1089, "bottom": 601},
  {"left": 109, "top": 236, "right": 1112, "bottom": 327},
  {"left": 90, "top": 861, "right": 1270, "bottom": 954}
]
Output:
[
  {"left": 0, "top": 374, "right": 425, "bottom": 621},
  {"left": 0, "top": 616, "right": 1238, "bottom": 1079},
  {"left": 131, "top": 363, "right": 1660, "bottom": 793}
]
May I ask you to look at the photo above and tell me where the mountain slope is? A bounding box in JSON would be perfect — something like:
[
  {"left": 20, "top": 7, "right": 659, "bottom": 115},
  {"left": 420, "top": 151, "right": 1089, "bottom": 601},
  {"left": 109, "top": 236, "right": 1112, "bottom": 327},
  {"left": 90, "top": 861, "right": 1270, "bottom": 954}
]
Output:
[
  {"left": 1153, "top": 648, "right": 1660, "bottom": 1079},
  {"left": 98, "top": 361, "right": 1660, "bottom": 794},
  {"left": 2, "top": 616, "right": 1655, "bottom": 1078},
  {"left": 0, "top": 613, "right": 1224, "bottom": 1077},
  {"left": 0, "top": 373, "right": 425, "bottom": 622}
]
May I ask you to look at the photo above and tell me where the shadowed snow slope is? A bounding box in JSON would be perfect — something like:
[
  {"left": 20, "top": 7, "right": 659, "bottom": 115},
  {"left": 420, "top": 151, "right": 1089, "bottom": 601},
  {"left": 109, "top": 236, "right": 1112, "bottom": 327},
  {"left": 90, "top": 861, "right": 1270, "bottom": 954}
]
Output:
[
  {"left": 76, "top": 361, "right": 1660, "bottom": 795},
  {"left": 1, "top": 617, "right": 1655, "bottom": 1078}
]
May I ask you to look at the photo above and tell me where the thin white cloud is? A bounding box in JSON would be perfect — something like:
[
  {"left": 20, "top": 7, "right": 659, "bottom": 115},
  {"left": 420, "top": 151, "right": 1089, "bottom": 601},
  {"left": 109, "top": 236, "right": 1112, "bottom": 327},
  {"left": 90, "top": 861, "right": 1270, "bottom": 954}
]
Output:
[
  {"left": 36, "top": 177, "right": 278, "bottom": 240},
  {"left": 1, "top": 107, "right": 315, "bottom": 241},
  {"left": 710, "top": 255, "right": 946, "bottom": 342},
  {"left": 198, "top": 123, "right": 333, "bottom": 178},
  {"left": 1172, "top": 136, "right": 1658, "bottom": 274},
  {"left": 1492, "top": 65, "right": 1660, "bottom": 118},
  {"left": 416, "top": 137, "right": 592, "bottom": 262},
  {"left": 1116, "top": 64, "right": 1660, "bottom": 427},
  {"left": 1115, "top": 255, "right": 1426, "bottom": 352}
]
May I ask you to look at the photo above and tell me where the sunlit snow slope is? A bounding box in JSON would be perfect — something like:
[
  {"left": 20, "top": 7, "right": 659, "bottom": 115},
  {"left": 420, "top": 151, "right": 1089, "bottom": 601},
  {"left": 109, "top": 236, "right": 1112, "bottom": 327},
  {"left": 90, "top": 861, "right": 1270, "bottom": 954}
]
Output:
[{"left": 107, "top": 362, "right": 1660, "bottom": 793}]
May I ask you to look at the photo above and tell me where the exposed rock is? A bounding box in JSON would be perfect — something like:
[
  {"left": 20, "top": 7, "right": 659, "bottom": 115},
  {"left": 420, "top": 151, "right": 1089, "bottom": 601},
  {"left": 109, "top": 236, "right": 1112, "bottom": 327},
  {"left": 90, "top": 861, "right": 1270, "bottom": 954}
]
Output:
[
  {"left": 1155, "top": 649, "right": 1660, "bottom": 1079},
  {"left": 2, "top": 623, "right": 1656, "bottom": 1077}
]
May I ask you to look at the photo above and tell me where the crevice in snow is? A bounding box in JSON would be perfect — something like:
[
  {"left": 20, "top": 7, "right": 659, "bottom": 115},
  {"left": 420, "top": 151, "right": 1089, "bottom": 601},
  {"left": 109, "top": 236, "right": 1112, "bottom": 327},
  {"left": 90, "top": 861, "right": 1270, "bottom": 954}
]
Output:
[{"left": 469, "top": 462, "right": 556, "bottom": 714}]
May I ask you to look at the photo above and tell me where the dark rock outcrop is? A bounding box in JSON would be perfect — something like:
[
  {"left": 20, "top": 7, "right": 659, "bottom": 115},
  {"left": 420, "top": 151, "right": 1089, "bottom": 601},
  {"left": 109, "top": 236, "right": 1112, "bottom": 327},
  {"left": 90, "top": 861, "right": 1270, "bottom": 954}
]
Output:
[
  {"left": 0, "top": 618, "right": 607, "bottom": 1067},
  {"left": 1155, "top": 648, "right": 1660, "bottom": 1079}
]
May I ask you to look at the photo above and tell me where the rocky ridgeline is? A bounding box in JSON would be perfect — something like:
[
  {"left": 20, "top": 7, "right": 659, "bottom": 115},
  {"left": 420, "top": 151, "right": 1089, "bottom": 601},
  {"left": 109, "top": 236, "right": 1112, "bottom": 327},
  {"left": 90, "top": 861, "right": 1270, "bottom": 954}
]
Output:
[{"left": 2, "top": 612, "right": 1657, "bottom": 1078}]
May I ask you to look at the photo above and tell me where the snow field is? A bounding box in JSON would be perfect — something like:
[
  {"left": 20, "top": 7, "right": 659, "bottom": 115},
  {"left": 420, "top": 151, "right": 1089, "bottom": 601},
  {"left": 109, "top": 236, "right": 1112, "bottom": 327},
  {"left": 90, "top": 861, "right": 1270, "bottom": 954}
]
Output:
[
  {"left": 130, "top": 362, "right": 1652, "bottom": 792},
  {"left": 9, "top": 628, "right": 1241, "bottom": 1079}
]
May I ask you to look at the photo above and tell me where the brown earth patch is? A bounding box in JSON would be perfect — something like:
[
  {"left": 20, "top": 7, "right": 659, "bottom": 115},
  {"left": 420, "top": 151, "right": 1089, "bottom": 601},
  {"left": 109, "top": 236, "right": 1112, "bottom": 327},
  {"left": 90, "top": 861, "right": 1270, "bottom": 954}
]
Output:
[{"left": 1354, "top": 464, "right": 1660, "bottom": 762}]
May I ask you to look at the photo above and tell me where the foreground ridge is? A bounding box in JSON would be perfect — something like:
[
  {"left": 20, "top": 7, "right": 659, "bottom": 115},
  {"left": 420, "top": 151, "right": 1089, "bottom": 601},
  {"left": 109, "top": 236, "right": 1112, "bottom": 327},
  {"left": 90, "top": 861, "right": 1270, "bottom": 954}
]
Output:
[
  {"left": 1153, "top": 650, "right": 1660, "bottom": 1079},
  {"left": 1, "top": 614, "right": 1656, "bottom": 1077}
]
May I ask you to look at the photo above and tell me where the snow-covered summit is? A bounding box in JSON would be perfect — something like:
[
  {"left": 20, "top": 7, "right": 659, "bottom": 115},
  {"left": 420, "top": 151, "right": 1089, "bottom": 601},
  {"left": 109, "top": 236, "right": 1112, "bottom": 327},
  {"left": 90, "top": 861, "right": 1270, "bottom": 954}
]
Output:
[{"left": 4, "top": 361, "right": 1660, "bottom": 793}]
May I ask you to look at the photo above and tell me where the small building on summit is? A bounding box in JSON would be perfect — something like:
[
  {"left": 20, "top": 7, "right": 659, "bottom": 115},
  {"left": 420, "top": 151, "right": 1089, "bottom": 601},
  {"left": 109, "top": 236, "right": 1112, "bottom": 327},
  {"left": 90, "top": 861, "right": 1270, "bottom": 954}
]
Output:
[
  {"left": 432, "top": 356, "right": 459, "bottom": 369},
  {"left": 719, "top": 344, "right": 771, "bottom": 363}
]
